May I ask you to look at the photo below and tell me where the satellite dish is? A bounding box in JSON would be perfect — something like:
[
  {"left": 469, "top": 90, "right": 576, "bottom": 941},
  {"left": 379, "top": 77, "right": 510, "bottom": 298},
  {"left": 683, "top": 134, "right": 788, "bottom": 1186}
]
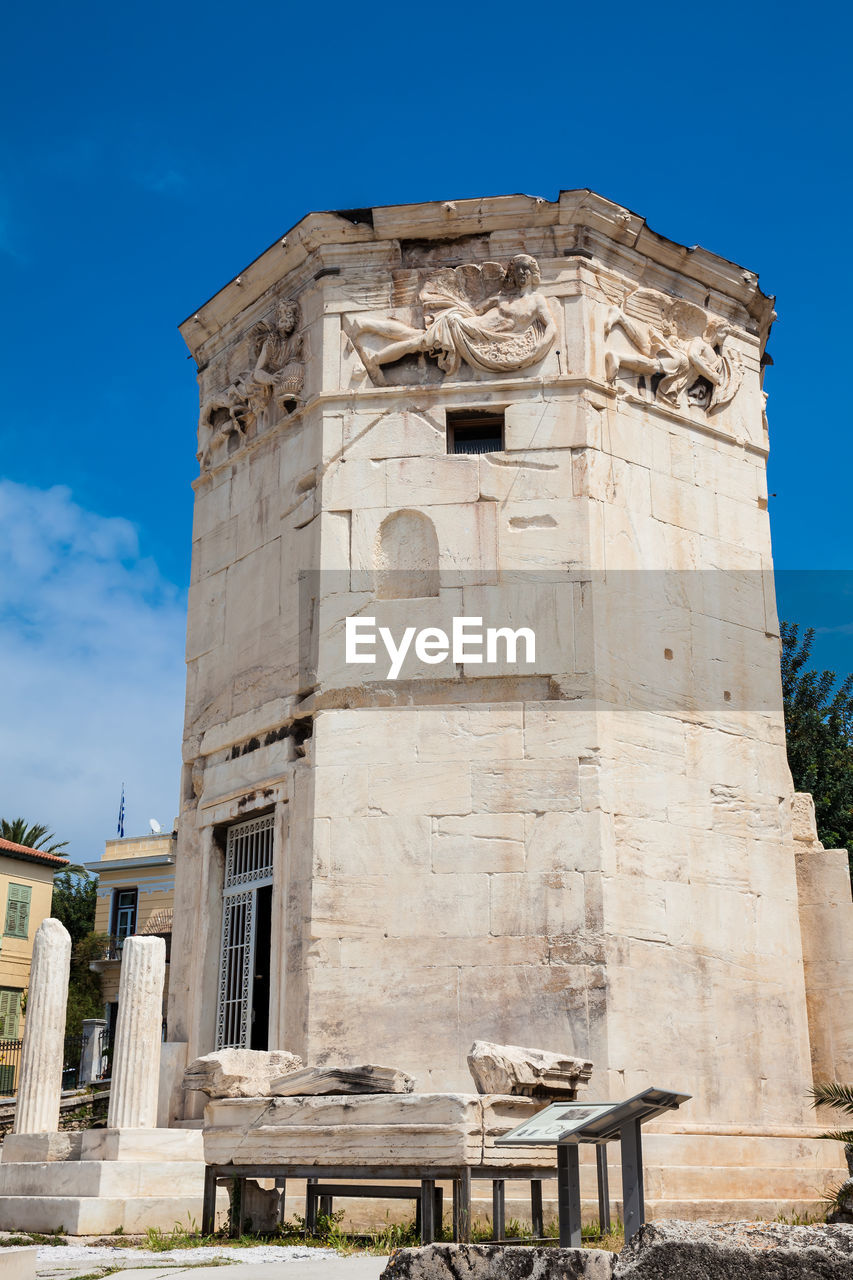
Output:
[{"left": 149, "top": 819, "right": 162, "bottom": 834}]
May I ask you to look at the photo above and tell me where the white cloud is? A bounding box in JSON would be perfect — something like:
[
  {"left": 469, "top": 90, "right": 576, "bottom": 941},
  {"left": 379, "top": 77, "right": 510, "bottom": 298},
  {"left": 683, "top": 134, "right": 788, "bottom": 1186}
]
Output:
[{"left": 0, "top": 481, "right": 187, "bottom": 861}]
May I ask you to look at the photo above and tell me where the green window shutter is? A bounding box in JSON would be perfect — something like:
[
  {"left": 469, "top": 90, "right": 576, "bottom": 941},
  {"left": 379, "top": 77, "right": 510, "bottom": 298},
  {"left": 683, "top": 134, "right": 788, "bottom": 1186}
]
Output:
[
  {"left": 4, "top": 885, "right": 32, "bottom": 938},
  {"left": 0, "top": 987, "right": 21, "bottom": 1038}
]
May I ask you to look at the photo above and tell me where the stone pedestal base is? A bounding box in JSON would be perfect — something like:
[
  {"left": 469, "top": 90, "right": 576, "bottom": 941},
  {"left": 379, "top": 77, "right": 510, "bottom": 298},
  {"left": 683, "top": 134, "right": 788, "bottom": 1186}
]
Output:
[{"left": 0, "top": 1128, "right": 227, "bottom": 1234}]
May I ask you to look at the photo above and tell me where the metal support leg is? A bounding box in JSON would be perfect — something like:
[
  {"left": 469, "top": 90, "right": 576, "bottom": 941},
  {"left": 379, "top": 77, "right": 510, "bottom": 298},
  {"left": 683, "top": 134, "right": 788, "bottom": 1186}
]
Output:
[
  {"left": 491, "top": 1179, "right": 505, "bottom": 1241},
  {"left": 319, "top": 1194, "right": 333, "bottom": 1219},
  {"left": 620, "top": 1119, "right": 645, "bottom": 1243},
  {"left": 557, "top": 1143, "right": 582, "bottom": 1248},
  {"left": 305, "top": 1177, "right": 317, "bottom": 1234},
  {"left": 420, "top": 1179, "right": 436, "bottom": 1243},
  {"left": 414, "top": 1187, "right": 440, "bottom": 1239},
  {"left": 274, "top": 1177, "right": 287, "bottom": 1225},
  {"left": 229, "top": 1176, "right": 243, "bottom": 1238},
  {"left": 596, "top": 1144, "right": 611, "bottom": 1233},
  {"left": 530, "top": 1179, "right": 544, "bottom": 1238},
  {"left": 202, "top": 1166, "right": 217, "bottom": 1235},
  {"left": 452, "top": 1168, "right": 471, "bottom": 1242}
]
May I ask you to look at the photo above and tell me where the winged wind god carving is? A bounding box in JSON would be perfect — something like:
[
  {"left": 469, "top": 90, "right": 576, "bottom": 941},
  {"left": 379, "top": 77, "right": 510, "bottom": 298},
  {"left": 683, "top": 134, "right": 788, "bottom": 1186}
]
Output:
[
  {"left": 198, "top": 301, "right": 305, "bottom": 468},
  {"left": 346, "top": 254, "right": 557, "bottom": 385},
  {"left": 600, "top": 282, "right": 742, "bottom": 414}
]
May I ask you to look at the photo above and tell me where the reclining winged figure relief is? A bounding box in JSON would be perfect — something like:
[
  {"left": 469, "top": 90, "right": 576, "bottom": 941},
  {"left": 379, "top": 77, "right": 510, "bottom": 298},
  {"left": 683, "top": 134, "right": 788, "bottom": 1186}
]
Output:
[
  {"left": 601, "top": 282, "right": 742, "bottom": 413},
  {"left": 346, "top": 254, "right": 557, "bottom": 384}
]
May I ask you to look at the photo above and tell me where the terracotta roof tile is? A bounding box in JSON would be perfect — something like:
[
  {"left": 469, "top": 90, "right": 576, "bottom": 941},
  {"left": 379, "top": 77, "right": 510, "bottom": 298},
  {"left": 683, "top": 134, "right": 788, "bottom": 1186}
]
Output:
[{"left": 0, "top": 836, "right": 70, "bottom": 867}]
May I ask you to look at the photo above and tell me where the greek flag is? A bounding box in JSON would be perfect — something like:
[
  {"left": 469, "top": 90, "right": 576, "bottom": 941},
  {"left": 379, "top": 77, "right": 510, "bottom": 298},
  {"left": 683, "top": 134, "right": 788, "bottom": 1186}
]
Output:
[{"left": 117, "top": 785, "right": 125, "bottom": 839}]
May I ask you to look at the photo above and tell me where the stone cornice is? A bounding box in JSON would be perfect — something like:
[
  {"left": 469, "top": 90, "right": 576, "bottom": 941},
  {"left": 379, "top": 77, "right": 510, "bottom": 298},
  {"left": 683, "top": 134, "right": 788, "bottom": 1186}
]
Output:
[{"left": 179, "top": 190, "right": 776, "bottom": 361}]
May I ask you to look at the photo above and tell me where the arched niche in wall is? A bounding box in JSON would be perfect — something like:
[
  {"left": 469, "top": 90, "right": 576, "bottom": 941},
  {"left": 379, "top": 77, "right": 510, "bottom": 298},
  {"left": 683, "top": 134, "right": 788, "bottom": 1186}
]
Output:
[{"left": 374, "top": 509, "right": 440, "bottom": 600}]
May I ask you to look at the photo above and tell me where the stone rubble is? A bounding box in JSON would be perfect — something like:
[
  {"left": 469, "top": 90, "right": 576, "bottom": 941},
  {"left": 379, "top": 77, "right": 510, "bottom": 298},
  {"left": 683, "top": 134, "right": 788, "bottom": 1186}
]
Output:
[
  {"left": 381, "top": 1222, "right": 853, "bottom": 1280},
  {"left": 615, "top": 1219, "right": 853, "bottom": 1278},
  {"left": 381, "top": 1245, "right": 614, "bottom": 1279}
]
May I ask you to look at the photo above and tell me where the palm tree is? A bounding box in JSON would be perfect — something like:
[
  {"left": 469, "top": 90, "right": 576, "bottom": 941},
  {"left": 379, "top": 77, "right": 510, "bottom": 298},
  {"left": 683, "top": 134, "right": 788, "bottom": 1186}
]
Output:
[
  {"left": 812, "top": 1081, "right": 853, "bottom": 1145},
  {"left": 0, "top": 818, "right": 69, "bottom": 856}
]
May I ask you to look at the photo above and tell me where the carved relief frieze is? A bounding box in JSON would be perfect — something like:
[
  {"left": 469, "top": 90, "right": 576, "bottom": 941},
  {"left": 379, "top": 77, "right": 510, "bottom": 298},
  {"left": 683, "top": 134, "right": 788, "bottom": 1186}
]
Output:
[
  {"left": 602, "top": 284, "right": 742, "bottom": 415},
  {"left": 198, "top": 300, "right": 305, "bottom": 469},
  {"left": 345, "top": 255, "right": 557, "bottom": 386}
]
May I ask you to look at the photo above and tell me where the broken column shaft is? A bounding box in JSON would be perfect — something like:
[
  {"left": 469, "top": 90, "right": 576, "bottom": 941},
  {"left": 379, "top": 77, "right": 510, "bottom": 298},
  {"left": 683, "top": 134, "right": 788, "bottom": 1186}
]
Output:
[
  {"left": 107, "top": 935, "right": 166, "bottom": 1128},
  {"left": 13, "top": 918, "right": 72, "bottom": 1134}
]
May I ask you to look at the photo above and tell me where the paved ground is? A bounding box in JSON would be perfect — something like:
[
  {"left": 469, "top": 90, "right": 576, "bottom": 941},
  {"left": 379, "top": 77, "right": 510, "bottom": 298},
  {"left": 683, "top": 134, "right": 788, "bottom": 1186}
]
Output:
[{"left": 2, "top": 1246, "right": 390, "bottom": 1280}]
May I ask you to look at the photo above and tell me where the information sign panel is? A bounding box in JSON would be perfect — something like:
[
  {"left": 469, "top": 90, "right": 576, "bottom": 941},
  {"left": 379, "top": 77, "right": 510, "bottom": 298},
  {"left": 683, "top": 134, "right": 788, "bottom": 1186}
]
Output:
[
  {"left": 495, "top": 1101, "right": 618, "bottom": 1144},
  {"left": 496, "top": 1087, "right": 690, "bottom": 1145}
]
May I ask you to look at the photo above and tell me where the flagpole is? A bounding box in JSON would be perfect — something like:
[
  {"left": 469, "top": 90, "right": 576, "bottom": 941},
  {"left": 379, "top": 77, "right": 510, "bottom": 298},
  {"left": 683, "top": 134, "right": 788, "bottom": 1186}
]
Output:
[{"left": 117, "top": 784, "right": 125, "bottom": 839}]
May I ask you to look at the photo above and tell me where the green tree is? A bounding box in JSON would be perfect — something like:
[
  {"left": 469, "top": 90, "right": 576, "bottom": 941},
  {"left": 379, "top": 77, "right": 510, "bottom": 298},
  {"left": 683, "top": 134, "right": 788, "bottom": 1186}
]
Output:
[
  {"left": 64, "top": 932, "right": 108, "bottom": 1037},
  {"left": 781, "top": 622, "right": 853, "bottom": 874},
  {"left": 0, "top": 818, "right": 69, "bottom": 855},
  {"left": 50, "top": 872, "right": 104, "bottom": 1036},
  {"left": 812, "top": 1081, "right": 853, "bottom": 1145},
  {"left": 51, "top": 871, "right": 97, "bottom": 945}
]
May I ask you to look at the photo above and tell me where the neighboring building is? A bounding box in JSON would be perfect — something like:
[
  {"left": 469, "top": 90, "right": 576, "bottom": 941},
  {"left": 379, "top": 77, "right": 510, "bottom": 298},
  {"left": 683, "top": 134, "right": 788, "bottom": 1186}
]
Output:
[
  {"left": 0, "top": 835, "right": 68, "bottom": 1087},
  {"left": 86, "top": 833, "right": 175, "bottom": 1041},
  {"left": 168, "top": 190, "right": 853, "bottom": 1217}
]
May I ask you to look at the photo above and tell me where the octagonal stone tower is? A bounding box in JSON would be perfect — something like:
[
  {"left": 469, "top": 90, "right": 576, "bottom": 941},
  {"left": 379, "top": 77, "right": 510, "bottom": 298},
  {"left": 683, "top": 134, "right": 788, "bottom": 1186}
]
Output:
[{"left": 171, "top": 191, "right": 852, "bottom": 1216}]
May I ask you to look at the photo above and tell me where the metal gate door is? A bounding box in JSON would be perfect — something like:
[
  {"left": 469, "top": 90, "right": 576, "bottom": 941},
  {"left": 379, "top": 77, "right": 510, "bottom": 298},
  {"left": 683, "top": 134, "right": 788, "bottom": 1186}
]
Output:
[{"left": 215, "top": 814, "right": 275, "bottom": 1049}]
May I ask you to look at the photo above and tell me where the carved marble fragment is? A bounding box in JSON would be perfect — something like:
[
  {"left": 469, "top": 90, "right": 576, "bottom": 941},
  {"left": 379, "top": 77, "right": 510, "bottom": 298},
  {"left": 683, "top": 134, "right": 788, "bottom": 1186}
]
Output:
[
  {"left": 183, "top": 1048, "right": 302, "bottom": 1097},
  {"left": 346, "top": 255, "right": 556, "bottom": 384},
  {"left": 269, "top": 1064, "right": 415, "bottom": 1096},
  {"left": 467, "top": 1040, "right": 593, "bottom": 1098}
]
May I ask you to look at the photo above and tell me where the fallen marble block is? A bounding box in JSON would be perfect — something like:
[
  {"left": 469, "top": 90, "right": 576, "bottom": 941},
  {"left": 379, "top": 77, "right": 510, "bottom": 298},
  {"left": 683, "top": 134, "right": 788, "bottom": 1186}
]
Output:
[
  {"left": 616, "top": 1219, "right": 853, "bottom": 1278},
  {"left": 270, "top": 1064, "right": 414, "bottom": 1096},
  {"left": 467, "top": 1040, "right": 593, "bottom": 1098},
  {"left": 381, "top": 1245, "right": 614, "bottom": 1279},
  {"left": 183, "top": 1048, "right": 302, "bottom": 1098}
]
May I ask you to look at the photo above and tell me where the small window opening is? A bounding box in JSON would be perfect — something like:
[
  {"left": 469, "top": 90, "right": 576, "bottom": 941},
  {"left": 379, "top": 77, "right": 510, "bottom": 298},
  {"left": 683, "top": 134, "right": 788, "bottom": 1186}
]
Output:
[{"left": 447, "top": 410, "right": 504, "bottom": 455}]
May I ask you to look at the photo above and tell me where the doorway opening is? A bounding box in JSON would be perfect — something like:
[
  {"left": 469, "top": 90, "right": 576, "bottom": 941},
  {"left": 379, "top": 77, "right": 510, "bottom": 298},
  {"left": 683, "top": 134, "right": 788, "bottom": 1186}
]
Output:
[{"left": 215, "top": 813, "right": 275, "bottom": 1050}]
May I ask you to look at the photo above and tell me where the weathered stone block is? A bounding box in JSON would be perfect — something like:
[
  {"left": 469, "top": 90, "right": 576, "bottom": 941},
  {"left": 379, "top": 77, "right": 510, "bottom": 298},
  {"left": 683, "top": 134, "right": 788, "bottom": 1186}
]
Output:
[
  {"left": 615, "top": 1220, "right": 853, "bottom": 1279},
  {"left": 381, "top": 1245, "right": 614, "bottom": 1280}
]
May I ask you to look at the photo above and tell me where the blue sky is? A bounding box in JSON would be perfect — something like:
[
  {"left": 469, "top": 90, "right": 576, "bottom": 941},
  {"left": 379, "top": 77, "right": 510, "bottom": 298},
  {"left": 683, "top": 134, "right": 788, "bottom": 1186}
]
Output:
[{"left": 1, "top": 0, "right": 850, "bottom": 855}]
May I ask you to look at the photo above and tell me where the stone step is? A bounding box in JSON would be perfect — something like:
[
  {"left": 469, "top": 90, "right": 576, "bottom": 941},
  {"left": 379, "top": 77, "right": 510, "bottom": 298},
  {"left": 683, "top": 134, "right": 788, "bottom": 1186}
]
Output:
[
  {"left": 0, "top": 1193, "right": 226, "bottom": 1235},
  {"left": 0, "top": 1160, "right": 206, "bottom": 1198}
]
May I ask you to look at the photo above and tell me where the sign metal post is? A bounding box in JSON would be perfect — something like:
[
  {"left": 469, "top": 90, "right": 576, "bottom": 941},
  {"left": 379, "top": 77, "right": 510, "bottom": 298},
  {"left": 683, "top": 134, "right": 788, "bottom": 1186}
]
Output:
[{"left": 496, "top": 1086, "right": 690, "bottom": 1243}]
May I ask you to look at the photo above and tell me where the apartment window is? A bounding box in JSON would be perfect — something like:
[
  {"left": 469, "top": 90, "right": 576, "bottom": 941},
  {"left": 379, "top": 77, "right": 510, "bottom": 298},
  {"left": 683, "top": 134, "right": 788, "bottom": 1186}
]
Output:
[
  {"left": 447, "top": 409, "right": 505, "bottom": 455},
  {"left": 0, "top": 987, "right": 22, "bottom": 1039},
  {"left": 111, "top": 889, "right": 137, "bottom": 949},
  {"left": 4, "top": 884, "right": 31, "bottom": 938}
]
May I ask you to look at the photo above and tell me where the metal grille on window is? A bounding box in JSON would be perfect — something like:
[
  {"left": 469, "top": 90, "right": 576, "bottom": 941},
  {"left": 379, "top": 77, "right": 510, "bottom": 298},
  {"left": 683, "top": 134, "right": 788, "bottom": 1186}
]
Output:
[
  {"left": 215, "top": 814, "right": 274, "bottom": 1049},
  {"left": 224, "top": 814, "right": 275, "bottom": 889}
]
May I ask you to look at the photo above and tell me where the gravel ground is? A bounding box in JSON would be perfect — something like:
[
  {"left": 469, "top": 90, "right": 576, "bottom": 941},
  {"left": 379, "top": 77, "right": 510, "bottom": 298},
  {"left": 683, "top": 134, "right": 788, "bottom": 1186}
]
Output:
[
  {"left": 34, "top": 1243, "right": 339, "bottom": 1268},
  {"left": 0, "top": 1243, "right": 383, "bottom": 1279}
]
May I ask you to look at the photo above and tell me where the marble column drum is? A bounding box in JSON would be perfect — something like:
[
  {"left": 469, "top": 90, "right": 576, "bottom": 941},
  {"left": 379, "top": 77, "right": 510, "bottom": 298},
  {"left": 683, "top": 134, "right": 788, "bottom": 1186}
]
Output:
[
  {"left": 107, "top": 935, "right": 165, "bottom": 1129},
  {"left": 13, "top": 918, "right": 71, "bottom": 1134}
]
